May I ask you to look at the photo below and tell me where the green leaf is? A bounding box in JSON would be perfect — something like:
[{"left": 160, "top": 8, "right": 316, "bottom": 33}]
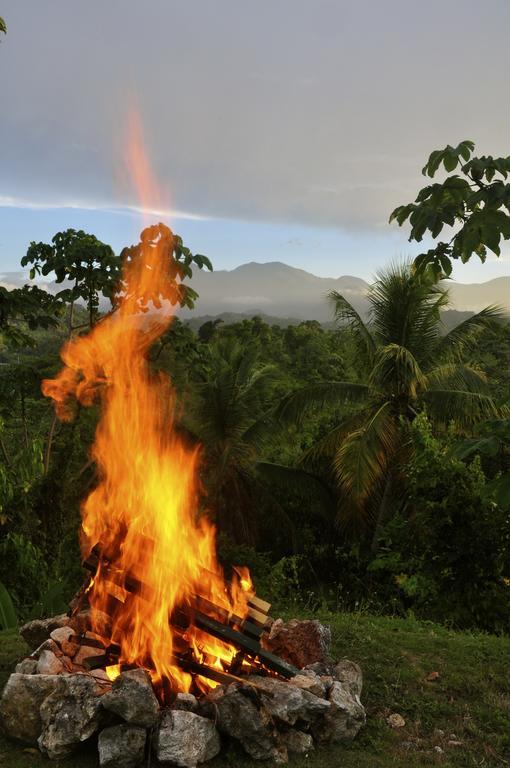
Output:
[{"left": 0, "top": 581, "right": 18, "bottom": 630}]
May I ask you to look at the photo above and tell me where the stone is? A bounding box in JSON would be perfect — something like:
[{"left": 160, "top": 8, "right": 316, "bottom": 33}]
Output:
[
  {"left": 19, "top": 614, "right": 69, "bottom": 650},
  {"left": 207, "top": 683, "right": 281, "bottom": 761},
  {"left": 74, "top": 645, "right": 103, "bottom": 668},
  {"left": 99, "top": 724, "right": 147, "bottom": 768},
  {"left": 36, "top": 649, "right": 65, "bottom": 675},
  {"left": 282, "top": 729, "right": 314, "bottom": 754},
  {"left": 247, "top": 675, "right": 330, "bottom": 726},
  {"left": 434, "top": 745, "right": 444, "bottom": 754},
  {"left": 0, "top": 673, "right": 61, "bottom": 744},
  {"left": 262, "top": 618, "right": 332, "bottom": 668},
  {"left": 313, "top": 681, "right": 366, "bottom": 743},
  {"left": 38, "top": 674, "right": 103, "bottom": 758},
  {"left": 101, "top": 669, "right": 159, "bottom": 727},
  {"left": 61, "top": 638, "right": 80, "bottom": 658},
  {"left": 50, "top": 625, "right": 75, "bottom": 645},
  {"left": 387, "top": 712, "right": 406, "bottom": 729},
  {"left": 289, "top": 672, "right": 326, "bottom": 698},
  {"left": 14, "top": 658, "right": 37, "bottom": 675},
  {"left": 332, "top": 660, "right": 363, "bottom": 698},
  {"left": 156, "top": 710, "right": 220, "bottom": 768},
  {"left": 173, "top": 692, "right": 199, "bottom": 712},
  {"left": 30, "top": 638, "right": 61, "bottom": 660}
]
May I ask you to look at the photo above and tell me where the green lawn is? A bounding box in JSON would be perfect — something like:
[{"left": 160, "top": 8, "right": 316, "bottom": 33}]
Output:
[{"left": 1, "top": 611, "right": 510, "bottom": 767}]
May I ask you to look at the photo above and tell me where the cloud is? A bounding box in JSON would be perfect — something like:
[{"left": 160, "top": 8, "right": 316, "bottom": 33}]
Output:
[
  {"left": 2, "top": 0, "right": 510, "bottom": 233},
  {"left": 0, "top": 195, "right": 208, "bottom": 222}
]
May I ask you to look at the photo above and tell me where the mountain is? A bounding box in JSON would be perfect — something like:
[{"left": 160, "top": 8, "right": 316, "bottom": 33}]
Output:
[
  {"left": 180, "top": 262, "right": 371, "bottom": 323},
  {"left": 2, "top": 262, "right": 509, "bottom": 323},
  {"left": 181, "top": 262, "right": 510, "bottom": 322},
  {"left": 445, "top": 277, "right": 510, "bottom": 313}
]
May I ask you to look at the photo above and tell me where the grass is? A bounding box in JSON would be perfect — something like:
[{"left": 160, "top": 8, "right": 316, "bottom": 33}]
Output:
[{"left": 1, "top": 611, "right": 510, "bottom": 767}]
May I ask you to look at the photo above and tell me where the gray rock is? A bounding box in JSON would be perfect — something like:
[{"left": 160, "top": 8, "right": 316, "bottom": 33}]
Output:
[
  {"left": 208, "top": 683, "right": 281, "bottom": 761},
  {"left": 262, "top": 618, "right": 332, "bottom": 669},
  {"left": 156, "top": 710, "right": 220, "bottom": 768},
  {"left": 247, "top": 675, "right": 330, "bottom": 726},
  {"left": 101, "top": 669, "right": 159, "bottom": 727},
  {"left": 38, "top": 674, "right": 103, "bottom": 758},
  {"left": 14, "top": 658, "right": 38, "bottom": 675},
  {"left": 289, "top": 672, "right": 326, "bottom": 698},
  {"left": 313, "top": 680, "right": 366, "bottom": 744},
  {"left": 282, "top": 729, "right": 314, "bottom": 754},
  {"left": 99, "top": 724, "right": 147, "bottom": 768},
  {"left": 173, "top": 692, "right": 199, "bottom": 712},
  {"left": 20, "top": 614, "right": 69, "bottom": 650},
  {"left": 332, "top": 660, "right": 363, "bottom": 697},
  {"left": 36, "top": 649, "right": 65, "bottom": 675},
  {"left": 0, "top": 673, "right": 61, "bottom": 744}
]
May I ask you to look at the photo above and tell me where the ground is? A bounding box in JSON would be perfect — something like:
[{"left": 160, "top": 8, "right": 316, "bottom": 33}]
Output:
[{"left": 1, "top": 611, "right": 509, "bottom": 767}]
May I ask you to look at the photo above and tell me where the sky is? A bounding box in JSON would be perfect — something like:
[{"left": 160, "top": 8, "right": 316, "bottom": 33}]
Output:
[{"left": 1, "top": 0, "right": 510, "bottom": 284}]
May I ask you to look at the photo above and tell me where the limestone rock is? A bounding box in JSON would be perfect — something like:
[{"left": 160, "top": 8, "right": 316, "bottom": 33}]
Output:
[
  {"left": 289, "top": 672, "right": 326, "bottom": 698},
  {"left": 101, "top": 669, "right": 159, "bottom": 727},
  {"left": 99, "top": 724, "right": 147, "bottom": 768},
  {"left": 387, "top": 712, "right": 405, "bottom": 729},
  {"left": 14, "top": 658, "right": 37, "bottom": 675},
  {"left": 173, "top": 692, "right": 199, "bottom": 712},
  {"left": 156, "top": 710, "right": 220, "bottom": 768},
  {"left": 50, "top": 625, "right": 75, "bottom": 645},
  {"left": 19, "top": 614, "right": 68, "bottom": 650},
  {"left": 282, "top": 729, "right": 314, "bottom": 754},
  {"left": 38, "top": 674, "right": 103, "bottom": 758},
  {"left": 0, "top": 673, "right": 61, "bottom": 745},
  {"left": 73, "top": 644, "right": 102, "bottom": 668},
  {"left": 262, "top": 618, "right": 332, "bottom": 668},
  {"left": 30, "top": 638, "right": 60, "bottom": 660},
  {"left": 36, "top": 649, "right": 65, "bottom": 675},
  {"left": 332, "top": 659, "right": 363, "bottom": 698},
  {"left": 313, "top": 680, "right": 366, "bottom": 743},
  {"left": 248, "top": 675, "right": 330, "bottom": 726},
  {"left": 207, "top": 683, "right": 280, "bottom": 761}
]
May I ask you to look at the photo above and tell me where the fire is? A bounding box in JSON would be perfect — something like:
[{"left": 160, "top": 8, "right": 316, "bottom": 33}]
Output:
[{"left": 42, "top": 112, "right": 254, "bottom": 697}]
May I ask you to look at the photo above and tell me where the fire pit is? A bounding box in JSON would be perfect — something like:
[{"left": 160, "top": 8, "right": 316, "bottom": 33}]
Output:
[{"left": 0, "top": 224, "right": 365, "bottom": 765}]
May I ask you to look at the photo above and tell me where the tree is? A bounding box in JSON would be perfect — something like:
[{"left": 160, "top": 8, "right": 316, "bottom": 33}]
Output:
[
  {"left": 22, "top": 230, "right": 120, "bottom": 330},
  {"left": 0, "top": 17, "right": 6, "bottom": 37},
  {"left": 183, "top": 337, "right": 279, "bottom": 543},
  {"left": 277, "top": 263, "right": 502, "bottom": 542},
  {"left": 0, "top": 285, "right": 63, "bottom": 347},
  {"left": 390, "top": 141, "right": 510, "bottom": 278}
]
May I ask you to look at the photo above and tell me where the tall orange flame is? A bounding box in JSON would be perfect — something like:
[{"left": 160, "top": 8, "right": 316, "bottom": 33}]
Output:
[{"left": 42, "top": 111, "right": 253, "bottom": 695}]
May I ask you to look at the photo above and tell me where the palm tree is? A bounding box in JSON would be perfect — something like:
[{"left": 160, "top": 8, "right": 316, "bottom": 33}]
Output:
[
  {"left": 276, "top": 263, "right": 503, "bottom": 543},
  {"left": 182, "top": 336, "right": 280, "bottom": 543}
]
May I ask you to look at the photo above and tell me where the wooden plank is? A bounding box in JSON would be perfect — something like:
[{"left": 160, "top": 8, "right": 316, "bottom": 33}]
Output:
[
  {"left": 249, "top": 595, "right": 271, "bottom": 614},
  {"left": 188, "top": 610, "right": 298, "bottom": 679}
]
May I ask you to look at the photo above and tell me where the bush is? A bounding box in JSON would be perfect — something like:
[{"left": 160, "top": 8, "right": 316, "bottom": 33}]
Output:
[{"left": 371, "top": 415, "right": 510, "bottom": 632}]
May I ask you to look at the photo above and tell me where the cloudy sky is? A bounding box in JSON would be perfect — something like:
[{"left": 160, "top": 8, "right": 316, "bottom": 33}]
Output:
[{"left": 1, "top": 0, "right": 510, "bottom": 283}]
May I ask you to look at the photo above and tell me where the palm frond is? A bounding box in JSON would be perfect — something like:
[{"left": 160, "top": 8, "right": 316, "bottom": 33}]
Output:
[
  {"left": 275, "top": 381, "right": 370, "bottom": 425},
  {"left": 369, "top": 263, "right": 448, "bottom": 362},
  {"left": 370, "top": 343, "right": 427, "bottom": 398},
  {"left": 437, "top": 305, "right": 504, "bottom": 359},
  {"left": 299, "top": 409, "right": 368, "bottom": 465},
  {"left": 328, "top": 290, "right": 376, "bottom": 362},
  {"left": 332, "top": 401, "right": 400, "bottom": 502},
  {"left": 422, "top": 389, "right": 501, "bottom": 429},
  {"left": 425, "top": 363, "right": 488, "bottom": 393}
]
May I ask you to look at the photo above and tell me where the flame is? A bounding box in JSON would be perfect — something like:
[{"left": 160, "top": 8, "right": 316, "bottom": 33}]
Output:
[{"left": 42, "top": 110, "right": 254, "bottom": 697}]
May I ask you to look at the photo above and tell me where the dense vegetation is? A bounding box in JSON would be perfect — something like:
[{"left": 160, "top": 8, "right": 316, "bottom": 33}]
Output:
[{"left": 1, "top": 142, "right": 510, "bottom": 638}]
